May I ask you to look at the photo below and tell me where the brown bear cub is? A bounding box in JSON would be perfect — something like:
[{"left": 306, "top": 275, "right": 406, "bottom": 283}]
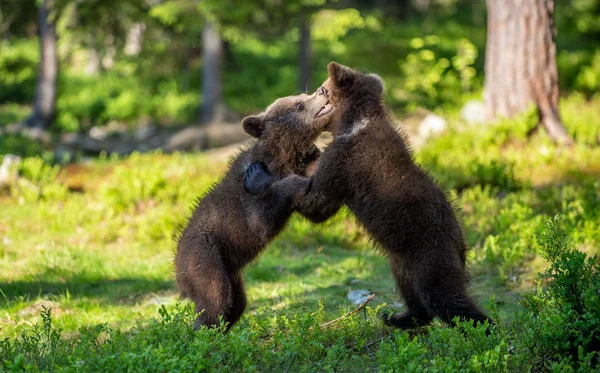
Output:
[
  {"left": 247, "top": 62, "right": 492, "bottom": 329},
  {"left": 175, "top": 91, "right": 333, "bottom": 331}
]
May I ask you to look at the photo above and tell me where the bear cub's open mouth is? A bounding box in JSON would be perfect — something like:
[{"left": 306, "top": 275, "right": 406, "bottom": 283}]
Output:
[
  {"left": 315, "top": 101, "right": 333, "bottom": 117},
  {"left": 315, "top": 86, "right": 334, "bottom": 118}
]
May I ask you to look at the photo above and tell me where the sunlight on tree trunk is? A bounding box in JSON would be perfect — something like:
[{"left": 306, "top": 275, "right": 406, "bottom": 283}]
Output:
[
  {"left": 85, "top": 48, "right": 101, "bottom": 75},
  {"left": 298, "top": 14, "right": 312, "bottom": 93},
  {"left": 484, "top": 0, "right": 572, "bottom": 145},
  {"left": 26, "top": 0, "right": 57, "bottom": 129},
  {"left": 124, "top": 22, "right": 146, "bottom": 56},
  {"left": 201, "top": 22, "right": 224, "bottom": 124}
]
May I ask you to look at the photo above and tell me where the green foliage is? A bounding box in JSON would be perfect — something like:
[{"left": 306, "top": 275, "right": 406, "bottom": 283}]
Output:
[
  {"left": 1, "top": 104, "right": 600, "bottom": 369},
  {"left": 100, "top": 152, "right": 170, "bottom": 211},
  {"left": 557, "top": 0, "right": 600, "bottom": 36},
  {"left": 479, "top": 203, "right": 543, "bottom": 282},
  {"left": 0, "top": 133, "right": 43, "bottom": 157},
  {"left": 0, "top": 39, "right": 38, "bottom": 103},
  {"left": 0, "top": 0, "right": 599, "bottom": 134},
  {"left": 378, "top": 322, "right": 510, "bottom": 373},
  {"left": 417, "top": 106, "right": 544, "bottom": 192},
  {"left": 516, "top": 216, "right": 600, "bottom": 371},
  {"left": 55, "top": 71, "right": 198, "bottom": 131},
  {"left": 0, "top": 103, "right": 29, "bottom": 128},
  {"left": 11, "top": 157, "right": 68, "bottom": 202},
  {"left": 396, "top": 36, "right": 479, "bottom": 110},
  {"left": 312, "top": 8, "right": 367, "bottom": 42},
  {"left": 559, "top": 49, "right": 600, "bottom": 97},
  {"left": 560, "top": 93, "right": 600, "bottom": 145},
  {"left": 575, "top": 50, "right": 600, "bottom": 93}
]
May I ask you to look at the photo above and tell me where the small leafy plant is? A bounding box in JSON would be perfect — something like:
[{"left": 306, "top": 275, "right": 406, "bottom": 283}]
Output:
[{"left": 517, "top": 215, "right": 600, "bottom": 371}]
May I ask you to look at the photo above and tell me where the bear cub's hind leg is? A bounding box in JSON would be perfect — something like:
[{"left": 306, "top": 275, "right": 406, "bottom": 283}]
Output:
[
  {"left": 383, "top": 260, "right": 434, "bottom": 329},
  {"left": 223, "top": 274, "right": 248, "bottom": 330}
]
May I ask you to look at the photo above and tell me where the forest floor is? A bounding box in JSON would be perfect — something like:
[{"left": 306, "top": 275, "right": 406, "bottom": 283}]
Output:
[{"left": 1, "top": 94, "right": 599, "bottom": 371}]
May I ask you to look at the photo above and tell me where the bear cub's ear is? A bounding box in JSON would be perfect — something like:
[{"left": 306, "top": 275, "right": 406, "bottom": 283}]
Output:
[
  {"left": 242, "top": 115, "right": 265, "bottom": 138},
  {"left": 328, "top": 62, "right": 356, "bottom": 87},
  {"left": 365, "top": 73, "right": 385, "bottom": 95}
]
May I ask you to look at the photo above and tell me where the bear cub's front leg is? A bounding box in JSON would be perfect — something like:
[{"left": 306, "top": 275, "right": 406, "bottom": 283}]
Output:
[{"left": 245, "top": 162, "right": 311, "bottom": 205}]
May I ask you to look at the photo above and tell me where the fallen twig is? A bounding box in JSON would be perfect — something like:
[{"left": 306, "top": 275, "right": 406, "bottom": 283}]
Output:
[{"left": 312, "top": 293, "right": 376, "bottom": 330}]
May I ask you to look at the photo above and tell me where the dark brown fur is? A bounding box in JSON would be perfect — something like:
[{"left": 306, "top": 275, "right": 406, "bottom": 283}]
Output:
[
  {"left": 175, "top": 92, "right": 334, "bottom": 330},
  {"left": 275, "top": 62, "right": 492, "bottom": 328}
]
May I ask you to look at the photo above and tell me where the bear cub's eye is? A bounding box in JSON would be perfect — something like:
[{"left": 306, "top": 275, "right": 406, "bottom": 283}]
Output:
[{"left": 296, "top": 103, "right": 304, "bottom": 111}]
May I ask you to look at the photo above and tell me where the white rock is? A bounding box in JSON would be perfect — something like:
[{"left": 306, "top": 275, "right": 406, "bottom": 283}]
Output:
[
  {"left": 89, "top": 126, "right": 108, "bottom": 141},
  {"left": 460, "top": 100, "right": 486, "bottom": 125},
  {"left": 418, "top": 114, "right": 447, "bottom": 139},
  {"left": 347, "top": 289, "right": 373, "bottom": 306}
]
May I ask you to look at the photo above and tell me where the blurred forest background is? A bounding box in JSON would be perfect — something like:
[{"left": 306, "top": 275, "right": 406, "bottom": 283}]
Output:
[{"left": 1, "top": 0, "right": 599, "bottom": 156}]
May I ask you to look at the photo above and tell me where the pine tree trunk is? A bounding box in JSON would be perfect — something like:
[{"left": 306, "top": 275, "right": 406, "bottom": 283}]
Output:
[
  {"left": 201, "top": 22, "right": 224, "bottom": 124},
  {"left": 484, "top": 0, "right": 572, "bottom": 145},
  {"left": 26, "top": 0, "right": 57, "bottom": 129},
  {"left": 298, "top": 15, "right": 312, "bottom": 93}
]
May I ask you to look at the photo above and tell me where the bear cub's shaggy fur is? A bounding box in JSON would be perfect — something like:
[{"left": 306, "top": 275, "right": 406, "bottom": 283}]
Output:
[
  {"left": 250, "top": 62, "right": 492, "bottom": 329},
  {"left": 175, "top": 90, "right": 334, "bottom": 330}
]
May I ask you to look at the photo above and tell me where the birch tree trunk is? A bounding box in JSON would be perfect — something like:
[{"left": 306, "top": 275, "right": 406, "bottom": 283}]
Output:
[
  {"left": 484, "top": 0, "right": 572, "bottom": 145},
  {"left": 26, "top": 0, "right": 57, "bottom": 129}
]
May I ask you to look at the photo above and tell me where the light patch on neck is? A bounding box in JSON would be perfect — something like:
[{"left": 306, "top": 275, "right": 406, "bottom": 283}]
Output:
[{"left": 338, "top": 118, "right": 369, "bottom": 139}]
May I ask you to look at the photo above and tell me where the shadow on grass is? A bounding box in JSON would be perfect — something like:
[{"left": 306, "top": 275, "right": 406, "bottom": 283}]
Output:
[{"left": 0, "top": 277, "right": 175, "bottom": 308}]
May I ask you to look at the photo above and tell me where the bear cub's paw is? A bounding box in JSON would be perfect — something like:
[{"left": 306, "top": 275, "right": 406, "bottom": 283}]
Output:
[
  {"left": 381, "top": 311, "right": 432, "bottom": 329},
  {"left": 244, "top": 162, "right": 274, "bottom": 195}
]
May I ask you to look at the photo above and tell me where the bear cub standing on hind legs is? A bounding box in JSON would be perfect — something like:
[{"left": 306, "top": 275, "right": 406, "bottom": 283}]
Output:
[
  {"left": 246, "top": 62, "right": 493, "bottom": 329},
  {"left": 175, "top": 90, "right": 334, "bottom": 331}
]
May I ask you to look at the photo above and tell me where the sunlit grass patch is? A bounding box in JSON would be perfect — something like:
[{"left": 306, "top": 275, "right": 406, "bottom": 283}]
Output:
[{"left": 1, "top": 96, "right": 600, "bottom": 370}]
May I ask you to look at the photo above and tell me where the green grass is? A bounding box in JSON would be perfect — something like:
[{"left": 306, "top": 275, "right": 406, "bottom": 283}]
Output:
[{"left": 1, "top": 94, "right": 600, "bottom": 371}]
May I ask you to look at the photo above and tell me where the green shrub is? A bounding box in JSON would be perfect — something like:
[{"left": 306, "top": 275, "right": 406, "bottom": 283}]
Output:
[
  {"left": 55, "top": 70, "right": 198, "bottom": 131},
  {"left": 0, "top": 133, "right": 43, "bottom": 157},
  {"left": 479, "top": 202, "right": 543, "bottom": 282},
  {"left": 0, "top": 40, "right": 38, "bottom": 104},
  {"left": 418, "top": 134, "right": 522, "bottom": 192},
  {"left": 100, "top": 152, "right": 170, "bottom": 211},
  {"left": 151, "top": 81, "right": 199, "bottom": 124},
  {"left": 0, "top": 103, "right": 29, "bottom": 128},
  {"left": 561, "top": 93, "right": 600, "bottom": 145},
  {"left": 516, "top": 215, "right": 600, "bottom": 371},
  {"left": 393, "top": 36, "right": 480, "bottom": 111},
  {"left": 12, "top": 157, "right": 68, "bottom": 202},
  {"left": 378, "top": 322, "right": 510, "bottom": 373}
]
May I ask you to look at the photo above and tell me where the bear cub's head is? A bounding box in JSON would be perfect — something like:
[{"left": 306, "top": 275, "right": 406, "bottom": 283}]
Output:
[
  {"left": 321, "top": 62, "right": 384, "bottom": 117},
  {"left": 241, "top": 91, "right": 335, "bottom": 175}
]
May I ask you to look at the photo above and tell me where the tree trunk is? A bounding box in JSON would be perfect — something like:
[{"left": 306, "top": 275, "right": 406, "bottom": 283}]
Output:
[
  {"left": 85, "top": 48, "right": 101, "bottom": 75},
  {"left": 484, "top": 0, "right": 572, "bottom": 145},
  {"left": 298, "top": 14, "right": 312, "bottom": 93},
  {"left": 201, "top": 22, "right": 224, "bottom": 124},
  {"left": 124, "top": 22, "right": 146, "bottom": 56},
  {"left": 26, "top": 0, "right": 57, "bottom": 129}
]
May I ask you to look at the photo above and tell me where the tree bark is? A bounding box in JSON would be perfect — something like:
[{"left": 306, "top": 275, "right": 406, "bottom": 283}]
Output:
[
  {"left": 484, "top": 0, "right": 572, "bottom": 145},
  {"left": 26, "top": 0, "right": 57, "bottom": 129},
  {"left": 298, "top": 14, "right": 312, "bottom": 93},
  {"left": 201, "top": 22, "right": 224, "bottom": 124}
]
